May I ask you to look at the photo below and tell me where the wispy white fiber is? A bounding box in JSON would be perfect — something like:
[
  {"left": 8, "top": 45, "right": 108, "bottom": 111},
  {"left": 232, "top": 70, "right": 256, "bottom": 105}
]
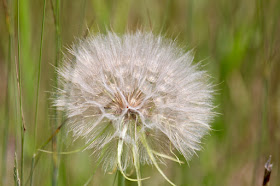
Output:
[{"left": 55, "top": 31, "right": 215, "bottom": 184}]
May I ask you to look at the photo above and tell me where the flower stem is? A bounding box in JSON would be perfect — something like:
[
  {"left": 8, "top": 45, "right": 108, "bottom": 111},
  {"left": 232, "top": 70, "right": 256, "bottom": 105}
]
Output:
[{"left": 118, "top": 170, "right": 125, "bottom": 186}]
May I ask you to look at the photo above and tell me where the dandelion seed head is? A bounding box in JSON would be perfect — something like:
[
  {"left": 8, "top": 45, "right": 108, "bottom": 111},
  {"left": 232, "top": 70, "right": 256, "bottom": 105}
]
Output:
[{"left": 55, "top": 31, "right": 215, "bottom": 180}]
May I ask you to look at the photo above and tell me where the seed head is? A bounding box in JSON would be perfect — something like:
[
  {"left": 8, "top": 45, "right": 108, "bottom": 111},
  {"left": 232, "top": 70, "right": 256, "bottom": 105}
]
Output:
[{"left": 55, "top": 31, "right": 215, "bottom": 185}]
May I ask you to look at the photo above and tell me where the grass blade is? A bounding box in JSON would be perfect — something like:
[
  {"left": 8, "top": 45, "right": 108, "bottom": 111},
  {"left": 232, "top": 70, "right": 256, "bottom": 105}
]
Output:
[
  {"left": 1, "top": 0, "right": 12, "bottom": 184},
  {"left": 29, "top": 0, "right": 46, "bottom": 185},
  {"left": 16, "top": 0, "right": 27, "bottom": 184},
  {"left": 51, "top": 0, "right": 62, "bottom": 185}
]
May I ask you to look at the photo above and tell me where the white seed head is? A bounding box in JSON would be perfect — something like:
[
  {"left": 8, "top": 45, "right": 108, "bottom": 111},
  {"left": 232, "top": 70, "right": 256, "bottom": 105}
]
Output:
[{"left": 55, "top": 31, "right": 215, "bottom": 184}]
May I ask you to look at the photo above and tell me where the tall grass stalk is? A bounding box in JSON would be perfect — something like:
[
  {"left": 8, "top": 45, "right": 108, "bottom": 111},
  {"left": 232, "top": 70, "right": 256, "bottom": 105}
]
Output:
[
  {"left": 52, "top": 0, "right": 62, "bottom": 185},
  {"left": 1, "top": 0, "right": 12, "bottom": 185},
  {"left": 29, "top": 0, "right": 47, "bottom": 185},
  {"left": 33, "top": 0, "right": 46, "bottom": 153},
  {"left": 16, "top": 0, "right": 27, "bottom": 184}
]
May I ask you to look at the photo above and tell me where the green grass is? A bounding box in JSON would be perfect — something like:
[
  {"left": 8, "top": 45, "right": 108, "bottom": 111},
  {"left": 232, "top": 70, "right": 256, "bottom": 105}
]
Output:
[
  {"left": 0, "top": 0, "right": 280, "bottom": 185},
  {"left": 30, "top": 0, "right": 46, "bottom": 185},
  {"left": 1, "top": 0, "right": 12, "bottom": 184}
]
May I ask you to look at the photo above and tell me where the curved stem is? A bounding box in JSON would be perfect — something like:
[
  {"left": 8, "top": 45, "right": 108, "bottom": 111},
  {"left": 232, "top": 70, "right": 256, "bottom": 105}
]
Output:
[
  {"left": 117, "top": 123, "right": 149, "bottom": 182},
  {"left": 140, "top": 133, "right": 176, "bottom": 186}
]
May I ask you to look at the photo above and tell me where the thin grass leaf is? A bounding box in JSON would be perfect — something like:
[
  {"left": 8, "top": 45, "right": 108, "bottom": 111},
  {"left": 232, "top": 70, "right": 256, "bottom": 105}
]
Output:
[
  {"left": 52, "top": 0, "right": 62, "bottom": 184},
  {"left": 30, "top": 0, "right": 47, "bottom": 185},
  {"left": 38, "top": 124, "right": 111, "bottom": 155},
  {"left": 16, "top": 0, "right": 27, "bottom": 183},
  {"left": 1, "top": 0, "right": 12, "bottom": 184}
]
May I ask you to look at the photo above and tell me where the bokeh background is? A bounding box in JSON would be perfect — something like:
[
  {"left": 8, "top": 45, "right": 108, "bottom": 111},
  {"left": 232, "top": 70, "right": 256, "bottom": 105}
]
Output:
[{"left": 0, "top": 0, "right": 280, "bottom": 185}]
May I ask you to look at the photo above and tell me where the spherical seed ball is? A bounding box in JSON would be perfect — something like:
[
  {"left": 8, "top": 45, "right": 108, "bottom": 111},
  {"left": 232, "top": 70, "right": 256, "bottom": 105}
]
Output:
[{"left": 55, "top": 31, "right": 215, "bottom": 179}]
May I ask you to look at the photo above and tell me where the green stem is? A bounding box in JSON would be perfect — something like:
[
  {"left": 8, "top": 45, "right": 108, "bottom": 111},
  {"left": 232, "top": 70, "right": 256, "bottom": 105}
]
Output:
[
  {"left": 118, "top": 170, "right": 125, "bottom": 186},
  {"left": 1, "top": 33, "right": 11, "bottom": 186},
  {"left": 133, "top": 118, "right": 142, "bottom": 186},
  {"left": 33, "top": 0, "right": 46, "bottom": 152},
  {"left": 17, "top": 0, "right": 26, "bottom": 184},
  {"left": 1, "top": 0, "right": 12, "bottom": 184},
  {"left": 52, "top": 0, "right": 61, "bottom": 185},
  {"left": 30, "top": 0, "right": 46, "bottom": 185}
]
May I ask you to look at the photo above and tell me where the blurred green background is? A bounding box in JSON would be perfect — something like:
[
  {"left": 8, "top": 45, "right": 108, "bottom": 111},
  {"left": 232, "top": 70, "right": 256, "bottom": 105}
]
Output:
[{"left": 0, "top": 0, "right": 280, "bottom": 185}]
